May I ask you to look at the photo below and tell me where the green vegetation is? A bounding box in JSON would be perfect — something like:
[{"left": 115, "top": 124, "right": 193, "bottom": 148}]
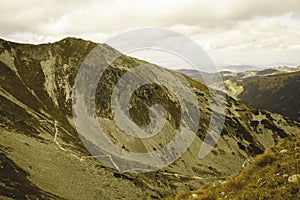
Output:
[
  {"left": 238, "top": 71, "right": 300, "bottom": 122},
  {"left": 167, "top": 133, "right": 300, "bottom": 200}
]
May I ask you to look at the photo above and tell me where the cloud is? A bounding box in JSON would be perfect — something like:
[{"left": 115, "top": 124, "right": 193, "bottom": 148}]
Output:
[
  {"left": 1, "top": 0, "right": 299, "bottom": 34},
  {"left": 0, "top": 0, "right": 299, "bottom": 67},
  {"left": 202, "top": 13, "right": 300, "bottom": 50}
]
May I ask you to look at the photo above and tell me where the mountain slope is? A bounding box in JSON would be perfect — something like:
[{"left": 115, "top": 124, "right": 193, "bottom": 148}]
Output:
[
  {"left": 0, "top": 38, "right": 299, "bottom": 199},
  {"left": 179, "top": 67, "right": 300, "bottom": 122},
  {"left": 167, "top": 132, "right": 300, "bottom": 200},
  {"left": 236, "top": 71, "right": 300, "bottom": 122}
]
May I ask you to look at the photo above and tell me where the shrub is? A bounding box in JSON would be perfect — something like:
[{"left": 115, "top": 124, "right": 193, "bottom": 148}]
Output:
[
  {"left": 253, "top": 151, "right": 276, "bottom": 167},
  {"left": 224, "top": 176, "right": 245, "bottom": 191}
]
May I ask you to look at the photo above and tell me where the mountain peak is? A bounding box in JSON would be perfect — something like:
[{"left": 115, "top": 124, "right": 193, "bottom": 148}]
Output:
[{"left": 57, "top": 37, "right": 96, "bottom": 44}]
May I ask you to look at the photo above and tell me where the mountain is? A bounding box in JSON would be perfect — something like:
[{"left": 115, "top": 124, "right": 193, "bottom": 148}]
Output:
[
  {"left": 218, "top": 65, "right": 258, "bottom": 72},
  {"left": 236, "top": 70, "right": 300, "bottom": 122},
  {"left": 178, "top": 67, "right": 300, "bottom": 122},
  {"left": 208, "top": 68, "right": 300, "bottom": 122},
  {"left": 220, "top": 66, "right": 300, "bottom": 80},
  {"left": 176, "top": 69, "right": 212, "bottom": 79},
  {"left": 177, "top": 66, "right": 300, "bottom": 81},
  {"left": 0, "top": 38, "right": 299, "bottom": 199}
]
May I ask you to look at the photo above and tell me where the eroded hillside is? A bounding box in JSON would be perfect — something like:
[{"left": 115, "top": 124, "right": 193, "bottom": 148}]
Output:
[{"left": 0, "top": 38, "right": 299, "bottom": 199}]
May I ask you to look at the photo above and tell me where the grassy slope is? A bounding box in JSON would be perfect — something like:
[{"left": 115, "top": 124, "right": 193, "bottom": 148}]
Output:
[
  {"left": 166, "top": 132, "right": 300, "bottom": 200},
  {"left": 237, "top": 71, "right": 300, "bottom": 121}
]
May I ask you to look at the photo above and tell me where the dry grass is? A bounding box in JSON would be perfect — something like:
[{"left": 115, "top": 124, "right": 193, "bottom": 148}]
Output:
[
  {"left": 193, "top": 189, "right": 217, "bottom": 200},
  {"left": 223, "top": 176, "right": 246, "bottom": 191},
  {"left": 167, "top": 189, "right": 217, "bottom": 200},
  {"left": 174, "top": 191, "right": 190, "bottom": 200},
  {"left": 253, "top": 150, "right": 276, "bottom": 167},
  {"left": 166, "top": 133, "right": 300, "bottom": 200}
]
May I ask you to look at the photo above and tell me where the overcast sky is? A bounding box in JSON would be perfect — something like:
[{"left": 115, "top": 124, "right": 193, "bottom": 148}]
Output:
[{"left": 1, "top": 0, "right": 300, "bottom": 70}]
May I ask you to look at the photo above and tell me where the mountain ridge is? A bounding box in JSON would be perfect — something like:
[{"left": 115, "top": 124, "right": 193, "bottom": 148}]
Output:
[
  {"left": 0, "top": 38, "right": 299, "bottom": 199},
  {"left": 178, "top": 67, "right": 300, "bottom": 122}
]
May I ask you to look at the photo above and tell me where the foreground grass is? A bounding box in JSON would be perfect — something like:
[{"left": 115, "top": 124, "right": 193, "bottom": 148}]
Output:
[{"left": 166, "top": 133, "right": 300, "bottom": 200}]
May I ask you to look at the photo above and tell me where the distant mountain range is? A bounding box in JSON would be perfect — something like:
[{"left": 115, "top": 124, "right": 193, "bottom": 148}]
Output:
[
  {"left": 218, "top": 65, "right": 259, "bottom": 72},
  {"left": 235, "top": 70, "right": 300, "bottom": 122},
  {"left": 177, "top": 65, "right": 300, "bottom": 79},
  {"left": 178, "top": 66, "right": 300, "bottom": 122}
]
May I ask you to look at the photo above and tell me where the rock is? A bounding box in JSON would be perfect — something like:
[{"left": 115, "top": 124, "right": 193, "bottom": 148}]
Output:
[
  {"left": 219, "top": 180, "right": 227, "bottom": 184},
  {"left": 242, "top": 158, "right": 252, "bottom": 168},
  {"left": 279, "top": 149, "right": 288, "bottom": 154},
  {"left": 191, "top": 194, "right": 198, "bottom": 198},
  {"left": 282, "top": 174, "right": 289, "bottom": 178},
  {"left": 260, "top": 180, "right": 267, "bottom": 186},
  {"left": 257, "top": 178, "right": 262, "bottom": 183},
  {"left": 288, "top": 174, "right": 300, "bottom": 184}
]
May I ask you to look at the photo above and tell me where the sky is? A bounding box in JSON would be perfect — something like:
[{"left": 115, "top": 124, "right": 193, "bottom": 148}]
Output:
[{"left": 0, "top": 0, "right": 300, "bottom": 70}]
